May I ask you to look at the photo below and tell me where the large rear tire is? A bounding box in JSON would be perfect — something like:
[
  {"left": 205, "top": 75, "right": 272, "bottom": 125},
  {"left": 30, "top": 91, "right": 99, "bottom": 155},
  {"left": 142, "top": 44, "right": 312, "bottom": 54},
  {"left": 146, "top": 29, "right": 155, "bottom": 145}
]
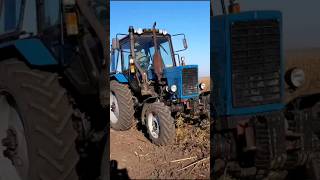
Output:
[
  {"left": 145, "top": 102, "right": 175, "bottom": 145},
  {"left": 0, "top": 59, "right": 79, "bottom": 180},
  {"left": 110, "top": 80, "right": 135, "bottom": 131}
]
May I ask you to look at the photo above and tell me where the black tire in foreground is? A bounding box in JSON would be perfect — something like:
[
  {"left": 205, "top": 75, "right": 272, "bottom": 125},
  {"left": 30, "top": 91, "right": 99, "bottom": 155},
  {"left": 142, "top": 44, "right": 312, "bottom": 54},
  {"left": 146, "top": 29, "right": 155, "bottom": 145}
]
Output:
[
  {"left": 0, "top": 59, "right": 79, "bottom": 180},
  {"left": 110, "top": 80, "right": 135, "bottom": 131},
  {"left": 100, "top": 142, "right": 109, "bottom": 180},
  {"left": 144, "top": 102, "right": 175, "bottom": 145}
]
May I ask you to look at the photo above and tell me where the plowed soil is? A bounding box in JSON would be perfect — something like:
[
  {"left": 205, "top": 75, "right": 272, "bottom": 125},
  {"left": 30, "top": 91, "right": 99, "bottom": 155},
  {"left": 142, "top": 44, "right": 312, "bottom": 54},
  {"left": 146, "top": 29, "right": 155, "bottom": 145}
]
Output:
[{"left": 110, "top": 108, "right": 210, "bottom": 179}]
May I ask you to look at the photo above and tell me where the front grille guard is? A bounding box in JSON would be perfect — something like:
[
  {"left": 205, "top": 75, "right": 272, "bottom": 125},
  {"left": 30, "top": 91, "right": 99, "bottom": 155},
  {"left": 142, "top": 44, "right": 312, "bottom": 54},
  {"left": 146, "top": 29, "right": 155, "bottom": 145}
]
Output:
[
  {"left": 231, "top": 19, "right": 282, "bottom": 107},
  {"left": 182, "top": 68, "right": 198, "bottom": 96}
]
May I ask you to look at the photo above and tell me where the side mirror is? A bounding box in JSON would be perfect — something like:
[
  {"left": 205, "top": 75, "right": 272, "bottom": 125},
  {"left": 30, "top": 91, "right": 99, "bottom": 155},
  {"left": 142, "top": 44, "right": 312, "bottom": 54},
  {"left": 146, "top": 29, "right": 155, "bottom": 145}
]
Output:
[
  {"left": 172, "top": 33, "right": 188, "bottom": 52},
  {"left": 183, "top": 38, "right": 188, "bottom": 49},
  {"left": 112, "top": 38, "right": 119, "bottom": 50}
]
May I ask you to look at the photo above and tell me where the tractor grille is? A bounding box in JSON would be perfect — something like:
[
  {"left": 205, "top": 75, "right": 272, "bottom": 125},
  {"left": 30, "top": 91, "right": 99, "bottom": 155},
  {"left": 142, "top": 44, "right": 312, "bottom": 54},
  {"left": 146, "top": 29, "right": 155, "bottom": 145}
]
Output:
[
  {"left": 231, "top": 19, "right": 281, "bottom": 107},
  {"left": 182, "top": 68, "right": 198, "bottom": 96}
]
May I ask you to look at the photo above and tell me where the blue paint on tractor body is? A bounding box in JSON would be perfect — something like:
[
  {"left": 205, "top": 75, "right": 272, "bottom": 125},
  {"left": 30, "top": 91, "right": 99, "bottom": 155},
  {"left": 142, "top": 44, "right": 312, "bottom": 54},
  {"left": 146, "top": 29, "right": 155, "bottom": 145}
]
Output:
[
  {"left": 111, "top": 64, "right": 199, "bottom": 100},
  {"left": 211, "top": 11, "right": 284, "bottom": 117},
  {"left": 111, "top": 73, "right": 128, "bottom": 83},
  {"left": 164, "top": 65, "right": 199, "bottom": 100}
]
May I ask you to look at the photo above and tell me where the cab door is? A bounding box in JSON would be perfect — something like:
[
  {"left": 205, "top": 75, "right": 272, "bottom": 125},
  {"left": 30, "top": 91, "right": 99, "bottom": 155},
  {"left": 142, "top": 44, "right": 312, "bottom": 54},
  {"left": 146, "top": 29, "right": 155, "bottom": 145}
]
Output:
[{"left": 0, "top": 0, "right": 23, "bottom": 42}]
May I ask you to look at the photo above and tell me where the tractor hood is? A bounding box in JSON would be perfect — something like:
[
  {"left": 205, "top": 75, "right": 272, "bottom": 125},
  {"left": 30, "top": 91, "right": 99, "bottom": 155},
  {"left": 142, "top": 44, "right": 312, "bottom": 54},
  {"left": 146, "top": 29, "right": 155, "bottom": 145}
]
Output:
[{"left": 163, "top": 65, "right": 199, "bottom": 99}]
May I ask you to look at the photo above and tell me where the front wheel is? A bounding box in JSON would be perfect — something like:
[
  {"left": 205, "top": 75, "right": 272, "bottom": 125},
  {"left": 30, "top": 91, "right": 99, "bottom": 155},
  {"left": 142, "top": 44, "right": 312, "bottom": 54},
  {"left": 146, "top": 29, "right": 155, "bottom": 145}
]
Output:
[{"left": 145, "top": 102, "right": 175, "bottom": 145}]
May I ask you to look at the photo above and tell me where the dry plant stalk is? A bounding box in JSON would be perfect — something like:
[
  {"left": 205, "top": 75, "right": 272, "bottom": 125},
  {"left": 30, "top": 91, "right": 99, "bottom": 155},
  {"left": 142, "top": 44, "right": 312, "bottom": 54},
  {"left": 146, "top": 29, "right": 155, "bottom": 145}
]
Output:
[
  {"left": 178, "top": 157, "right": 210, "bottom": 172},
  {"left": 170, "top": 156, "right": 197, "bottom": 163}
]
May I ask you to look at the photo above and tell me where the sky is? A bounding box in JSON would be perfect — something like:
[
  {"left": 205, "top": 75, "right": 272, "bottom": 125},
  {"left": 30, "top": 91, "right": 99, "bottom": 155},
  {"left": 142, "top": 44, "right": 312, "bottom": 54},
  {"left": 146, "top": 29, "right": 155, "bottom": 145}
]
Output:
[
  {"left": 110, "top": 1, "right": 210, "bottom": 77},
  {"left": 213, "top": 0, "right": 320, "bottom": 49}
]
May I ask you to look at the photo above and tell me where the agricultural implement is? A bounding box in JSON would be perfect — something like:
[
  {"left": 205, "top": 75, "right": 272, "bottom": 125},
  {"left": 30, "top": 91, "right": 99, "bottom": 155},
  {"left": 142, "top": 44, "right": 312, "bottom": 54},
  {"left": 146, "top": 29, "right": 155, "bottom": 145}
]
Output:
[
  {"left": 0, "top": 0, "right": 108, "bottom": 179},
  {"left": 212, "top": 0, "right": 320, "bottom": 179},
  {"left": 110, "top": 23, "right": 210, "bottom": 145}
]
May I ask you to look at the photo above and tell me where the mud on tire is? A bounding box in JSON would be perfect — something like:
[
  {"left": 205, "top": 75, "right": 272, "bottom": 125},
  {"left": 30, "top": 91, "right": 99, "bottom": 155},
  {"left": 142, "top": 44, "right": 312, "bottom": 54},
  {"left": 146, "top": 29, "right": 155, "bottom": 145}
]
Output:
[
  {"left": 0, "top": 59, "right": 79, "bottom": 180},
  {"left": 110, "top": 80, "right": 135, "bottom": 131},
  {"left": 145, "top": 102, "right": 175, "bottom": 145}
]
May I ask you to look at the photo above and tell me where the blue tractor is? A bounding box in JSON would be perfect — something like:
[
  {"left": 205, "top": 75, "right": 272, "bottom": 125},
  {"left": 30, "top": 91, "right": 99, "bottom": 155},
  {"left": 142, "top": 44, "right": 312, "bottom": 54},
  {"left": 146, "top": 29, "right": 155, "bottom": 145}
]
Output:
[
  {"left": 0, "top": 0, "right": 108, "bottom": 180},
  {"left": 212, "top": 0, "right": 320, "bottom": 179},
  {"left": 110, "top": 23, "right": 209, "bottom": 145}
]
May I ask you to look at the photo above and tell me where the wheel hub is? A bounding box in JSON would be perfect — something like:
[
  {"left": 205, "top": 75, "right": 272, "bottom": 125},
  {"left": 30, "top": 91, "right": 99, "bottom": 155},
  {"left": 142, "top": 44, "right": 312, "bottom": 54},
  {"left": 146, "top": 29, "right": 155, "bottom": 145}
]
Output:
[
  {"left": 2, "top": 129, "right": 19, "bottom": 164},
  {"left": 0, "top": 94, "right": 28, "bottom": 180},
  {"left": 110, "top": 92, "right": 119, "bottom": 124},
  {"left": 147, "top": 113, "right": 160, "bottom": 139},
  {"left": 111, "top": 103, "right": 116, "bottom": 112}
]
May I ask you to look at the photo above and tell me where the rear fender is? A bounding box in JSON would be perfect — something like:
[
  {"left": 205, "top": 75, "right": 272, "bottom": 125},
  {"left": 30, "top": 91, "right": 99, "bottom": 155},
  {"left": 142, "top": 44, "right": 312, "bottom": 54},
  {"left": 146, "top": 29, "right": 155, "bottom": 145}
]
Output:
[
  {"left": 0, "top": 38, "right": 57, "bottom": 66},
  {"left": 110, "top": 73, "right": 128, "bottom": 83}
]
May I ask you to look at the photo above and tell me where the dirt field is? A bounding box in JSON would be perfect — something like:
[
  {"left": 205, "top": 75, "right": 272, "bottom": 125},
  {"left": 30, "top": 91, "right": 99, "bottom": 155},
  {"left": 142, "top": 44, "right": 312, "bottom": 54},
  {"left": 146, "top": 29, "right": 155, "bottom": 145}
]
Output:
[
  {"left": 110, "top": 78, "right": 210, "bottom": 179},
  {"left": 110, "top": 121, "right": 210, "bottom": 179}
]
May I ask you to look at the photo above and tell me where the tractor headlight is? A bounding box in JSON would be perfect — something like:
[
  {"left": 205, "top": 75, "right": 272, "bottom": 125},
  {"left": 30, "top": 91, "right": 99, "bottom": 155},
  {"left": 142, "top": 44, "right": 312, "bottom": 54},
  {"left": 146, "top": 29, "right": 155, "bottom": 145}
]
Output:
[
  {"left": 129, "top": 58, "right": 135, "bottom": 73},
  {"left": 134, "top": 28, "right": 143, "bottom": 35},
  {"left": 199, "top": 83, "right": 206, "bottom": 90},
  {"left": 159, "top": 29, "right": 168, "bottom": 35},
  {"left": 170, "top": 85, "right": 177, "bottom": 92},
  {"left": 65, "top": 12, "right": 79, "bottom": 35},
  {"left": 163, "top": 30, "right": 168, "bottom": 35},
  {"left": 287, "top": 68, "right": 305, "bottom": 88},
  {"left": 63, "top": 0, "right": 78, "bottom": 36}
]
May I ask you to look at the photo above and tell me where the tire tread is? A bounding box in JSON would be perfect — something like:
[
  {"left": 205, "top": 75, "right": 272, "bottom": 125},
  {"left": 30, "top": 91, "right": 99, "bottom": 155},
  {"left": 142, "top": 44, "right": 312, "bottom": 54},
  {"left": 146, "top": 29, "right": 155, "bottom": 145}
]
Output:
[
  {"left": 110, "top": 80, "right": 135, "bottom": 130},
  {"left": 0, "top": 59, "right": 79, "bottom": 180},
  {"left": 145, "top": 102, "right": 175, "bottom": 145}
]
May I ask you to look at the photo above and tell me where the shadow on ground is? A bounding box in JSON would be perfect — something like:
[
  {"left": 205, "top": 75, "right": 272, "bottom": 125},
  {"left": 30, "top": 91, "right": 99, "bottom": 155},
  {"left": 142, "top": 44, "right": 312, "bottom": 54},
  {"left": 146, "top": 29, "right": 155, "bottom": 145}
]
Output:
[{"left": 110, "top": 160, "right": 130, "bottom": 180}]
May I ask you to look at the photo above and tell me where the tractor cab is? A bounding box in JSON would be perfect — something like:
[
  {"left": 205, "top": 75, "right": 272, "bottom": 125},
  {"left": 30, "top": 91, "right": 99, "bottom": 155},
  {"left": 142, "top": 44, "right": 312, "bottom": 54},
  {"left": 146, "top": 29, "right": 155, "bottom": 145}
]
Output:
[
  {"left": 111, "top": 27, "right": 177, "bottom": 76},
  {"left": 114, "top": 29, "right": 174, "bottom": 70},
  {"left": 124, "top": 30, "right": 176, "bottom": 74}
]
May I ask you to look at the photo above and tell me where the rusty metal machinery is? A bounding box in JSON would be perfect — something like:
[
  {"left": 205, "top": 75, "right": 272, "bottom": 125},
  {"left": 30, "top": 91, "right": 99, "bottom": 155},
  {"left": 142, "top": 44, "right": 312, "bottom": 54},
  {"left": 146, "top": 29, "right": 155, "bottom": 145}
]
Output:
[{"left": 211, "top": 0, "right": 320, "bottom": 179}]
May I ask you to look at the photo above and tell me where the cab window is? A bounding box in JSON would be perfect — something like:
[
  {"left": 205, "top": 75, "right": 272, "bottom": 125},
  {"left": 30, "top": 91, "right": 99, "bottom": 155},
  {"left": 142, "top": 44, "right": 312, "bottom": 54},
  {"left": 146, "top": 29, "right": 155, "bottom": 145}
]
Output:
[
  {"left": 22, "top": 0, "right": 37, "bottom": 35},
  {"left": 135, "top": 48, "right": 151, "bottom": 71},
  {"left": 111, "top": 49, "right": 121, "bottom": 73},
  {"left": 43, "top": 0, "right": 60, "bottom": 29},
  {"left": 0, "top": 0, "right": 22, "bottom": 34},
  {"left": 120, "top": 40, "right": 130, "bottom": 71},
  {"left": 159, "top": 41, "right": 173, "bottom": 67}
]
